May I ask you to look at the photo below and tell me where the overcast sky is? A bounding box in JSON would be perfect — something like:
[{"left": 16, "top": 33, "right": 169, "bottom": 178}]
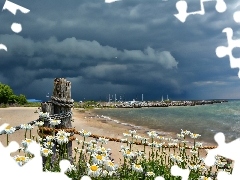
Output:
[{"left": 0, "top": 0, "right": 240, "bottom": 101}]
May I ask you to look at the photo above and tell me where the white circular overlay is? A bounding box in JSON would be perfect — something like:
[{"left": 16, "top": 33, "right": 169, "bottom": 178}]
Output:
[
  {"left": 233, "top": 11, "right": 240, "bottom": 23},
  {"left": 11, "top": 23, "right": 22, "bottom": 33}
]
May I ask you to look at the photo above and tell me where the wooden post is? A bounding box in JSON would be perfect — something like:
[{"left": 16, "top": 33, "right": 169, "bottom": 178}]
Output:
[{"left": 39, "top": 78, "right": 75, "bottom": 165}]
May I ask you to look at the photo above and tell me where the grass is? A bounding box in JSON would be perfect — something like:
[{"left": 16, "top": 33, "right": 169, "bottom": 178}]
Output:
[
  {"left": 0, "top": 103, "right": 9, "bottom": 108},
  {"left": 0, "top": 102, "right": 41, "bottom": 108},
  {"left": 2, "top": 122, "right": 233, "bottom": 180},
  {"left": 23, "top": 102, "right": 41, "bottom": 107}
]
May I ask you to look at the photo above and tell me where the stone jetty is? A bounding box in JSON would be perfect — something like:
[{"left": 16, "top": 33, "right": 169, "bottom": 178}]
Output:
[{"left": 102, "top": 99, "right": 228, "bottom": 108}]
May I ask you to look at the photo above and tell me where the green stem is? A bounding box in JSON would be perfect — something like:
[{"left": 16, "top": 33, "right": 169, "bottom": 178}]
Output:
[
  {"left": 66, "top": 143, "right": 69, "bottom": 160},
  {"left": 24, "top": 129, "right": 27, "bottom": 139},
  {"left": 7, "top": 134, "right": 9, "bottom": 146},
  {"left": 151, "top": 137, "right": 154, "bottom": 160},
  {"left": 53, "top": 127, "right": 55, "bottom": 137},
  {"left": 64, "top": 143, "right": 67, "bottom": 159},
  {"left": 144, "top": 139, "right": 146, "bottom": 153},
  {"left": 82, "top": 137, "right": 85, "bottom": 150}
]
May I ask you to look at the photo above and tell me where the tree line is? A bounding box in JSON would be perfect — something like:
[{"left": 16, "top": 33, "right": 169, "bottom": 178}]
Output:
[{"left": 0, "top": 82, "right": 27, "bottom": 105}]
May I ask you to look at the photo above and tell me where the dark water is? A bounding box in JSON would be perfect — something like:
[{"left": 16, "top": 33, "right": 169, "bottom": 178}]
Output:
[{"left": 92, "top": 100, "right": 240, "bottom": 144}]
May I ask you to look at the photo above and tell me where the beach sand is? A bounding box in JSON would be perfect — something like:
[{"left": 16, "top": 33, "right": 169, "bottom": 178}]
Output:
[{"left": 0, "top": 107, "right": 213, "bottom": 164}]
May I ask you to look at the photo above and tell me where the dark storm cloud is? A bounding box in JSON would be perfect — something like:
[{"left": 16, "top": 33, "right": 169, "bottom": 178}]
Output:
[{"left": 0, "top": 0, "right": 239, "bottom": 101}]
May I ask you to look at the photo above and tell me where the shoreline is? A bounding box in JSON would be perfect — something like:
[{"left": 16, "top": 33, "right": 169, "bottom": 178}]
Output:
[
  {"left": 0, "top": 107, "right": 217, "bottom": 164},
  {"left": 72, "top": 108, "right": 219, "bottom": 164},
  {"left": 75, "top": 108, "right": 217, "bottom": 147},
  {"left": 0, "top": 107, "right": 217, "bottom": 147},
  {"left": 72, "top": 108, "right": 216, "bottom": 164}
]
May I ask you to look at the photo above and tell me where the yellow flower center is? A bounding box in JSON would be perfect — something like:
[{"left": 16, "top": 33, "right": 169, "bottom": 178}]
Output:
[
  {"left": 136, "top": 164, "right": 141, "bottom": 169},
  {"left": 126, "top": 150, "right": 131, "bottom": 154},
  {"left": 26, "top": 139, "right": 31, "bottom": 143},
  {"left": 96, "top": 155, "right": 102, "bottom": 160},
  {"left": 43, "top": 149, "right": 49, "bottom": 154},
  {"left": 5, "top": 125, "right": 11, "bottom": 130},
  {"left": 16, "top": 156, "right": 25, "bottom": 161},
  {"left": 90, "top": 165, "right": 98, "bottom": 171},
  {"left": 108, "top": 162, "right": 114, "bottom": 166}
]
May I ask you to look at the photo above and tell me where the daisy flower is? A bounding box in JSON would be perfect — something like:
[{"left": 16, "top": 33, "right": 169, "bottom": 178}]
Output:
[
  {"left": 104, "top": 160, "right": 118, "bottom": 172},
  {"left": 56, "top": 129, "right": 70, "bottom": 137},
  {"left": 79, "top": 129, "right": 91, "bottom": 137},
  {"left": 147, "top": 131, "right": 158, "bottom": 138},
  {"left": 87, "top": 164, "right": 102, "bottom": 178},
  {"left": 91, "top": 153, "right": 107, "bottom": 165},
  {"left": 49, "top": 118, "right": 61, "bottom": 126},
  {"left": 43, "top": 141, "right": 55, "bottom": 148},
  {"left": 46, "top": 135, "right": 54, "bottom": 142},
  {"left": 146, "top": 171, "right": 155, "bottom": 177},
  {"left": 21, "top": 138, "right": 32, "bottom": 147},
  {"left": 67, "top": 164, "right": 77, "bottom": 172},
  {"left": 4, "top": 125, "right": 16, "bottom": 134},
  {"left": 129, "top": 130, "right": 137, "bottom": 135},
  {"left": 41, "top": 147, "right": 53, "bottom": 157},
  {"left": 181, "top": 129, "right": 191, "bottom": 135},
  {"left": 122, "top": 149, "right": 136, "bottom": 159},
  {"left": 39, "top": 112, "right": 49, "bottom": 119},
  {"left": 132, "top": 163, "right": 143, "bottom": 173},
  {"left": 56, "top": 135, "right": 69, "bottom": 144},
  {"left": 35, "top": 121, "right": 44, "bottom": 127},
  {"left": 190, "top": 133, "right": 201, "bottom": 139},
  {"left": 13, "top": 155, "right": 29, "bottom": 166},
  {"left": 98, "top": 137, "right": 109, "bottom": 144}
]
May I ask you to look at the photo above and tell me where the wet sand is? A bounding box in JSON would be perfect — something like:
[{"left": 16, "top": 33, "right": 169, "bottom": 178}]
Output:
[{"left": 0, "top": 107, "right": 212, "bottom": 164}]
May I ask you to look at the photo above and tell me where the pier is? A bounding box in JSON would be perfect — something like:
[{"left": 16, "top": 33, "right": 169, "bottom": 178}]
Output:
[{"left": 98, "top": 99, "right": 228, "bottom": 108}]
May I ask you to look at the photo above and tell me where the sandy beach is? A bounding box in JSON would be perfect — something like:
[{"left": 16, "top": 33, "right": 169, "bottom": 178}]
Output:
[{"left": 0, "top": 107, "right": 212, "bottom": 164}]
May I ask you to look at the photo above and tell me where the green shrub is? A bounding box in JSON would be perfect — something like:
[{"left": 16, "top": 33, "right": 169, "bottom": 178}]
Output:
[
  {"left": 0, "top": 82, "right": 14, "bottom": 104},
  {"left": 0, "top": 103, "right": 9, "bottom": 108},
  {"left": 18, "top": 94, "right": 27, "bottom": 105}
]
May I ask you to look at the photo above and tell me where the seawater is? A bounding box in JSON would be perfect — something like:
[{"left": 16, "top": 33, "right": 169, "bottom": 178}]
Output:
[{"left": 92, "top": 100, "right": 240, "bottom": 144}]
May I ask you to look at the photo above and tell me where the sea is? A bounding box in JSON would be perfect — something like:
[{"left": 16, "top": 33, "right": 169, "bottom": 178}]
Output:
[{"left": 92, "top": 99, "right": 240, "bottom": 145}]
